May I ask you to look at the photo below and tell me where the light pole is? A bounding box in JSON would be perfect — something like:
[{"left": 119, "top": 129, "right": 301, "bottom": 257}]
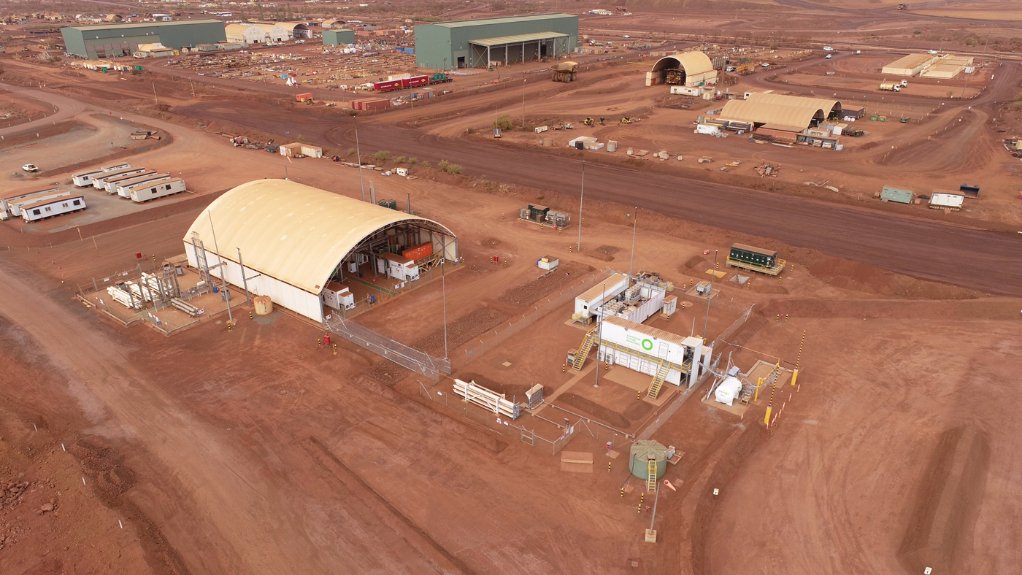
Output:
[
  {"left": 702, "top": 249, "right": 717, "bottom": 338},
  {"left": 521, "top": 76, "right": 527, "bottom": 129},
  {"left": 628, "top": 206, "right": 638, "bottom": 281},
  {"left": 594, "top": 285, "right": 605, "bottom": 388},
  {"left": 354, "top": 115, "right": 366, "bottom": 202},
  {"left": 441, "top": 256, "right": 449, "bottom": 360},
  {"left": 207, "top": 210, "right": 233, "bottom": 325},
  {"left": 576, "top": 158, "right": 585, "bottom": 252}
]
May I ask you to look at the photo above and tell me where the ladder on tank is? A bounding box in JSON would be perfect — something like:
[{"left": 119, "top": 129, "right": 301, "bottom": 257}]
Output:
[
  {"left": 572, "top": 328, "right": 598, "bottom": 371},
  {"left": 646, "top": 457, "right": 658, "bottom": 492}
]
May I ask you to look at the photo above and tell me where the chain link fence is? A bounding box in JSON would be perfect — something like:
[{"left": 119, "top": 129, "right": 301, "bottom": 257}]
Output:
[{"left": 327, "top": 315, "right": 451, "bottom": 381}]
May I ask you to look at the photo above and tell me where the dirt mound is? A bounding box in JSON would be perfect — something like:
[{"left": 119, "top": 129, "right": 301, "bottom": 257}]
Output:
[
  {"left": 804, "top": 253, "right": 983, "bottom": 299},
  {"left": 899, "top": 426, "right": 990, "bottom": 574},
  {"left": 497, "top": 261, "right": 593, "bottom": 306},
  {"left": 691, "top": 423, "right": 767, "bottom": 574},
  {"left": 413, "top": 305, "right": 507, "bottom": 356},
  {"left": 683, "top": 255, "right": 709, "bottom": 271}
]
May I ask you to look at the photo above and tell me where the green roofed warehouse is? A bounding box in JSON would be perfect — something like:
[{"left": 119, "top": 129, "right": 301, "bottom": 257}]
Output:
[
  {"left": 61, "top": 20, "right": 227, "bottom": 59},
  {"left": 415, "top": 14, "right": 578, "bottom": 69}
]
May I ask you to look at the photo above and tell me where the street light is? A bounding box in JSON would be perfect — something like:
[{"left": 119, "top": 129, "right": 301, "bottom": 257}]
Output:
[
  {"left": 353, "top": 115, "right": 366, "bottom": 202},
  {"left": 702, "top": 249, "right": 717, "bottom": 337},
  {"left": 576, "top": 158, "right": 585, "bottom": 252}
]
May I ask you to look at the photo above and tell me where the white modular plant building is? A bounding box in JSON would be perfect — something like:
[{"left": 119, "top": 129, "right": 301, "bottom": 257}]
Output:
[
  {"left": 183, "top": 179, "right": 458, "bottom": 322},
  {"left": 596, "top": 316, "right": 712, "bottom": 388}
]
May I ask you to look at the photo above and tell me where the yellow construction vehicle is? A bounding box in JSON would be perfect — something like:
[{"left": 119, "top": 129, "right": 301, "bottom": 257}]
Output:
[{"left": 582, "top": 117, "right": 595, "bottom": 127}]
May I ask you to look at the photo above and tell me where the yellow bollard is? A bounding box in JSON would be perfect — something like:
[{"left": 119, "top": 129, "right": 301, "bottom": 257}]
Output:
[
  {"left": 763, "top": 405, "right": 773, "bottom": 427},
  {"left": 620, "top": 488, "right": 625, "bottom": 497},
  {"left": 607, "top": 461, "right": 612, "bottom": 472},
  {"left": 790, "top": 368, "right": 799, "bottom": 388},
  {"left": 636, "top": 390, "right": 642, "bottom": 400}
]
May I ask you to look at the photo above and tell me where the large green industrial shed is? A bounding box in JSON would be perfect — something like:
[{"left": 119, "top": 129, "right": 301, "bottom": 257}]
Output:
[
  {"left": 415, "top": 14, "right": 578, "bottom": 69},
  {"left": 61, "top": 20, "right": 227, "bottom": 59},
  {"left": 323, "top": 29, "right": 356, "bottom": 46}
]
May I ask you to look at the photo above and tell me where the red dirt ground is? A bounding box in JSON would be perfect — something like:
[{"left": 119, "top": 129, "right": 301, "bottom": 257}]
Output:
[{"left": 2, "top": 2, "right": 1021, "bottom": 573}]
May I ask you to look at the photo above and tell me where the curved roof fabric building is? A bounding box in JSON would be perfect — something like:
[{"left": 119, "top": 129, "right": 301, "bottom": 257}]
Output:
[
  {"left": 719, "top": 93, "right": 841, "bottom": 132},
  {"left": 650, "top": 51, "right": 717, "bottom": 87},
  {"left": 183, "top": 179, "right": 457, "bottom": 321}
]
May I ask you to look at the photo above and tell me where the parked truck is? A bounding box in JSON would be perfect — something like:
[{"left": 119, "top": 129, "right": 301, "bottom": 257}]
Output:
[
  {"left": 373, "top": 75, "right": 430, "bottom": 92},
  {"left": 428, "top": 72, "right": 453, "bottom": 85}
]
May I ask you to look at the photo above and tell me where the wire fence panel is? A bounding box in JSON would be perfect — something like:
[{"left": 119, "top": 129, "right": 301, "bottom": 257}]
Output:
[{"left": 326, "top": 315, "right": 450, "bottom": 380}]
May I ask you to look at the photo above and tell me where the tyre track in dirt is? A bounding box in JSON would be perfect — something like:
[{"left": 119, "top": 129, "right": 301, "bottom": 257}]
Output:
[{"left": 0, "top": 257, "right": 333, "bottom": 574}]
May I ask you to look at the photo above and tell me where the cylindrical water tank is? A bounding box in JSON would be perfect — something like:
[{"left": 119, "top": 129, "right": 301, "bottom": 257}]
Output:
[
  {"left": 254, "top": 295, "right": 274, "bottom": 316},
  {"left": 607, "top": 140, "right": 618, "bottom": 152},
  {"left": 629, "top": 440, "right": 668, "bottom": 480}
]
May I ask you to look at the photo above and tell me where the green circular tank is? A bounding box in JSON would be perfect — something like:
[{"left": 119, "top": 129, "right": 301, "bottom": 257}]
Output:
[{"left": 629, "top": 440, "right": 668, "bottom": 480}]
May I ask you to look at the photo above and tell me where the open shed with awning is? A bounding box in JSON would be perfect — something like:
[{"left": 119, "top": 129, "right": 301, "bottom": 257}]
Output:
[{"left": 469, "top": 31, "right": 568, "bottom": 67}]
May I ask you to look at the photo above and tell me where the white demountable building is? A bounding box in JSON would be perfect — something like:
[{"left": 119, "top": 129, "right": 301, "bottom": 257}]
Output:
[
  {"left": 597, "top": 316, "right": 711, "bottom": 388},
  {"left": 928, "top": 193, "right": 965, "bottom": 210},
  {"left": 183, "top": 179, "right": 458, "bottom": 321},
  {"left": 714, "top": 376, "right": 744, "bottom": 406},
  {"left": 21, "top": 195, "right": 87, "bottom": 222}
]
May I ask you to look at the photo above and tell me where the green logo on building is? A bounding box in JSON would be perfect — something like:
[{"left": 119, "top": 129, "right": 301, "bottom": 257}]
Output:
[{"left": 641, "top": 338, "right": 653, "bottom": 351}]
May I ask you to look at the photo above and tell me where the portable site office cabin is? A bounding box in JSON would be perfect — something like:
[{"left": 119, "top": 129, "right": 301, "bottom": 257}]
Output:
[
  {"left": 127, "top": 177, "right": 187, "bottom": 203},
  {"left": 115, "top": 172, "right": 170, "bottom": 197},
  {"left": 72, "top": 163, "right": 130, "bottom": 187},
  {"left": 9, "top": 190, "right": 71, "bottom": 217},
  {"left": 21, "top": 195, "right": 87, "bottom": 222},
  {"left": 93, "top": 167, "right": 145, "bottom": 189},
  {"left": 104, "top": 169, "right": 156, "bottom": 193},
  {"left": 1, "top": 187, "right": 59, "bottom": 216}
]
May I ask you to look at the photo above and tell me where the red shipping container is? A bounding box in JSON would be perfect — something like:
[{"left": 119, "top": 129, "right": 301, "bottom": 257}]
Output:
[
  {"left": 363, "top": 99, "right": 390, "bottom": 111},
  {"left": 401, "top": 242, "right": 433, "bottom": 261},
  {"left": 373, "top": 79, "right": 402, "bottom": 92},
  {"left": 295, "top": 92, "right": 313, "bottom": 102},
  {"left": 401, "top": 75, "right": 429, "bottom": 89}
]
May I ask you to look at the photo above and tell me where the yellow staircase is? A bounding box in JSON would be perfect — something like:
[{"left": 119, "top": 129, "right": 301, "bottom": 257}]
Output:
[
  {"left": 572, "top": 329, "right": 597, "bottom": 371},
  {"left": 646, "top": 458, "right": 658, "bottom": 492},
  {"left": 646, "top": 359, "right": 670, "bottom": 399}
]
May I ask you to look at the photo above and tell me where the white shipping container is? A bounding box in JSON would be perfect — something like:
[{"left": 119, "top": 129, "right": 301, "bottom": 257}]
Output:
[
  {"left": 300, "top": 144, "right": 324, "bottom": 158},
  {"left": 129, "top": 178, "right": 187, "bottom": 203},
  {"left": 695, "top": 124, "right": 720, "bottom": 135}
]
